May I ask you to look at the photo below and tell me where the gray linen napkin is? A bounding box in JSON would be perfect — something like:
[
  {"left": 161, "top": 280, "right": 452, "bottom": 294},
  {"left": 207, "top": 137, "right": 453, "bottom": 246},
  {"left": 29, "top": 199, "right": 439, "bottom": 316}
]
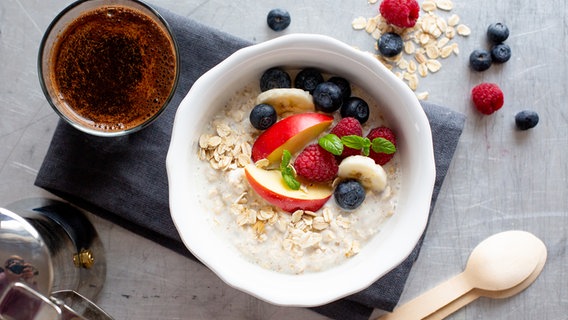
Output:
[{"left": 34, "top": 8, "right": 465, "bottom": 320}]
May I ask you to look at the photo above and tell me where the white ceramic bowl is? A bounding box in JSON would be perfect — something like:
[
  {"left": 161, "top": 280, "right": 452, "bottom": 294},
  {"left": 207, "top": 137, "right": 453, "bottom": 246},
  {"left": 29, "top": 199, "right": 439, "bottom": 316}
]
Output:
[{"left": 167, "top": 34, "right": 435, "bottom": 307}]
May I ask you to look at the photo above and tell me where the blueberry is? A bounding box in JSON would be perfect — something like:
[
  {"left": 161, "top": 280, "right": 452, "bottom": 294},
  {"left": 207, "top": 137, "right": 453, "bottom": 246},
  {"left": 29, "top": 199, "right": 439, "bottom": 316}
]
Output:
[
  {"left": 267, "top": 9, "right": 291, "bottom": 32},
  {"left": 487, "top": 22, "right": 509, "bottom": 43},
  {"left": 334, "top": 179, "right": 366, "bottom": 210},
  {"left": 340, "top": 97, "right": 370, "bottom": 124},
  {"left": 491, "top": 43, "right": 511, "bottom": 63},
  {"left": 377, "top": 32, "right": 403, "bottom": 58},
  {"left": 515, "top": 110, "right": 539, "bottom": 130},
  {"left": 469, "top": 49, "right": 492, "bottom": 71},
  {"left": 260, "top": 67, "right": 291, "bottom": 91},
  {"left": 294, "top": 68, "right": 324, "bottom": 94},
  {"left": 328, "top": 76, "right": 352, "bottom": 101},
  {"left": 249, "top": 104, "right": 277, "bottom": 130},
  {"left": 312, "top": 82, "right": 343, "bottom": 113}
]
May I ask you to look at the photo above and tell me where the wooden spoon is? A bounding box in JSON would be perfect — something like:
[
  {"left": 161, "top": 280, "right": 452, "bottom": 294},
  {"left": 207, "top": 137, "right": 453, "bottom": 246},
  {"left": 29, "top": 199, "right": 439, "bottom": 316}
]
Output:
[
  {"left": 378, "top": 230, "right": 546, "bottom": 320},
  {"left": 424, "top": 244, "right": 546, "bottom": 320}
]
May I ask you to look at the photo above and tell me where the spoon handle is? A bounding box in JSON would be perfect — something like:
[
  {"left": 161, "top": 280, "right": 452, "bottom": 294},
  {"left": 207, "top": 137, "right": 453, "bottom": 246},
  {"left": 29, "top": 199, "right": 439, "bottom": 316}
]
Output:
[
  {"left": 378, "top": 272, "right": 472, "bottom": 320},
  {"left": 423, "top": 291, "right": 480, "bottom": 320}
]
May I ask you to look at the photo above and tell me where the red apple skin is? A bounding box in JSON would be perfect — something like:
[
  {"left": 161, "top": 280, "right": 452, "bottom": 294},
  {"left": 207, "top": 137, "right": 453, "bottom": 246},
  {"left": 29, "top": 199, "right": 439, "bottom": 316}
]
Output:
[
  {"left": 251, "top": 113, "right": 333, "bottom": 163},
  {"left": 244, "top": 164, "right": 332, "bottom": 213}
]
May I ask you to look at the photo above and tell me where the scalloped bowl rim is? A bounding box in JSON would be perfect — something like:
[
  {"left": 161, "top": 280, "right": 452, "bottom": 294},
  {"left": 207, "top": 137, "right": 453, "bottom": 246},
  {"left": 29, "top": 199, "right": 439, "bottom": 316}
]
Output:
[{"left": 166, "top": 33, "right": 435, "bottom": 307}]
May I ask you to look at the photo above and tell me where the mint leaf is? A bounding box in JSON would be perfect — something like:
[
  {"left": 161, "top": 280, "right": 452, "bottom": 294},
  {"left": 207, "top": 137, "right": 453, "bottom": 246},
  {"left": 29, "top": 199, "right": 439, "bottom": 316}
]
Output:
[
  {"left": 342, "top": 135, "right": 372, "bottom": 156},
  {"left": 371, "top": 138, "right": 396, "bottom": 154},
  {"left": 282, "top": 171, "right": 301, "bottom": 190},
  {"left": 280, "top": 150, "right": 300, "bottom": 190},
  {"left": 319, "top": 134, "right": 343, "bottom": 156},
  {"left": 341, "top": 135, "right": 366, "bottom": 149},
  {"left": 281, "top": 150, "right": 292, "bottom": 170}
]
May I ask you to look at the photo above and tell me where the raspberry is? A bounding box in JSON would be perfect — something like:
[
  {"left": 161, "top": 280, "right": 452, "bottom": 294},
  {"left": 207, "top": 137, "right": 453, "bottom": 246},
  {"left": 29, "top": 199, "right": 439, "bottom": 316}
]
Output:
[
  {"left": 366, "top": 127, "right": 397, "bottom": 165},
  {"left": 294, "top": 144, "right": 338, "bottom": 182},
  {"left": 330, "top": 117, "right": 363, "bottom": 158},
  {"left": 379, "top": 0, "right": 420, "bottom": 28},
  {"left": 471, "top": 83, "right": 504, "bottom": 115}
]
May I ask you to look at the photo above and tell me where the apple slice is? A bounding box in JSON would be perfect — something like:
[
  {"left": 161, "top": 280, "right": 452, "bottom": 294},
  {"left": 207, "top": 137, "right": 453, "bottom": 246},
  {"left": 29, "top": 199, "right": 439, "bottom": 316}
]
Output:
[
  {"left": 244, "top": 164, "right": 332, "bottom": 213},
  {"left": 251, "top": 112, "right": 333, "bottom": 163}
]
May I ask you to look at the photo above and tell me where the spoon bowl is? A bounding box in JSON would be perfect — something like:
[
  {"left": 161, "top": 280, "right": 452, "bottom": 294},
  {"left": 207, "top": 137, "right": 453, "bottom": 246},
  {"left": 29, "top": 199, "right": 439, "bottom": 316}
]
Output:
[
  {"left": 464, "top": 230, "right": 544, "bottom": 291},
  {"left": 425, "top": 237, "right": 547, "bottom": 320},
  {"left": 378, "top": 230, "right": 547, "bottom": 320}
]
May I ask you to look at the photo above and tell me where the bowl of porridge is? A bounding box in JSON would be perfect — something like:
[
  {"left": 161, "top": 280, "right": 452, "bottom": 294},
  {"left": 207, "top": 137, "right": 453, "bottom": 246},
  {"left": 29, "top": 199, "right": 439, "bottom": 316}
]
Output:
[{"left": 166, "top": 34, "right": 435, "bottom": 306}]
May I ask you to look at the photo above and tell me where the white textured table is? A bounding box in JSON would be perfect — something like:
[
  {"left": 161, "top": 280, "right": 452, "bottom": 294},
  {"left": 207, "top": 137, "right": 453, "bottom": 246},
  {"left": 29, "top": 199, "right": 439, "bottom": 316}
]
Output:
[{"left": 1, "top": 0, "right": 566, "bottom": 319}]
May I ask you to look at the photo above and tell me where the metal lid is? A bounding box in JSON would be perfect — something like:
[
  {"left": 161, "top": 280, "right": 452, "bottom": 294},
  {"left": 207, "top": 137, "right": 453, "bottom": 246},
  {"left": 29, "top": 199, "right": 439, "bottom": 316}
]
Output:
[{"left": 0, "top": 207, "right": 53, "bottom": 298}]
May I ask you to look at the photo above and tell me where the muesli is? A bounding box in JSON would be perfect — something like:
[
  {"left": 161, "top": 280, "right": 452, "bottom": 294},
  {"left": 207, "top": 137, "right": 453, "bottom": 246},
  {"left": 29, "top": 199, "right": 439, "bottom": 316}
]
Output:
[{"left": 195, "top": 68, "right": 401, "bottom": 274}]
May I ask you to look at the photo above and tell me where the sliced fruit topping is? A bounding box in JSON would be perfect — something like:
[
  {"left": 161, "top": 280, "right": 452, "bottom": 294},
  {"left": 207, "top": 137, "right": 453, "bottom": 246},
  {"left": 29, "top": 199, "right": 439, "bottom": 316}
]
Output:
[
  {"left": 337, "top": 155, "right": 387, "bottom": 192},
  {"left": 251, "top": 112, "right": 333, "bottom": 163},
  {"left": 256, "top": 88, "right": 314, "bottom": 114},
  {"left": 244, "top": 164, "right": 333, "bottom": 213}
]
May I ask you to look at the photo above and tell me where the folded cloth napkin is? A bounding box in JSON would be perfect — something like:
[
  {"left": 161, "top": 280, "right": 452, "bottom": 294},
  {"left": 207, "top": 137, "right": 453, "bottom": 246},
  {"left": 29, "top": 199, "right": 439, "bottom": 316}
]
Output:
[{"left": 35, "top": 7, "right": 465, "bottom": 320}]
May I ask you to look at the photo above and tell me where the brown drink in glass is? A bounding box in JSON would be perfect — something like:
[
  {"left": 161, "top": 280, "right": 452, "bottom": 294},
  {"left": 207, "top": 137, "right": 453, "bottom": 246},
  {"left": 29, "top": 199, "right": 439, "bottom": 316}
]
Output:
[{"left": 39, "top": 0, "right": 179, "bottom": 136}]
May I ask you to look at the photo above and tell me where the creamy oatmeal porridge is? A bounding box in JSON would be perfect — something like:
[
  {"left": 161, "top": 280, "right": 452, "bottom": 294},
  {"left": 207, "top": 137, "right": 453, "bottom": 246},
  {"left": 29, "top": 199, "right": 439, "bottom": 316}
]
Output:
[{"left": 195, "top": 69, "right": 401, "bottom": 274}]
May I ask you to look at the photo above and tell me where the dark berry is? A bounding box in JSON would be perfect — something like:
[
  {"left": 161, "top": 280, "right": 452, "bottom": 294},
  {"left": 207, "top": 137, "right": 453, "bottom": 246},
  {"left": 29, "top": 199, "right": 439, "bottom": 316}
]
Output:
[
  {"left": 294, "top": 68, "right": 324, "bottom": 94},
  {"left": 377, "top": 32, "right": 403, "bottom": 58},
  {"left": 249, "top": 104, "right": 277, "bottom": 130},
  {"left": 515, "top": 110, "right": 539, "bottom": 130},
  {"left": 328, "top": 76, "right": 352, "bottom": 101},
  {"left": 487, "top": 22, "right": 509, "bottom": 43},
  {"left": 491, "top": 43, "right": 512, "bottom": 63},
  {"left": 267, "top": 9, "right": 291, "bottom": 32},
  {"left": 340, "top": 97, "right": 370, "bottom": 124},
  {"left": 312, "top": 82, "right": 343, "bottom": 113},
  {"left": 260, "top": 67, "right": 291, "bottom": 91},
  {"left": 469, "top": 49, "right": 492, "bottom": 71},
  {"left": 334, "top": 179, "right": 366, "bottom": 210}
]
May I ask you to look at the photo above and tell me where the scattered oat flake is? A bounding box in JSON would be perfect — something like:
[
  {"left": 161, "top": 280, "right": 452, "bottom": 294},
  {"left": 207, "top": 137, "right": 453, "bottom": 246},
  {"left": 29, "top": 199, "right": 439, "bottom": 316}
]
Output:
[
  {"left": 436, "top": 0, "right": 454, "bottom": 11},
  {"left": 352, "top": 17, "right": 367, "bottom": 30},
  {"left": 416, "top": 91, "right": 429, "bottom": 100},
  {"left": 448, "top": 14, "right": 460, "bottom": 27},
  {"left": 365, "top": 17, "right": 378, "bottom": 33},
  {"left": 351, "top": 0, "right": 468, "bottom": 92},
  {"left": 404, "top": 41, "right": 415, "bottom": 54},
  {"left": 418, "top": 63, "right": 429, "bottom": 77},
  {"left": 422, "top": 0, "right": 437, "bottom": 12},
  {"left": 456, "top": 24, "right": 471, "bottom": 36},
  {"left": 427, "top": 59, "right": 442, "bottom": 72},
  {"left": 440, "top": 45, "right": 454, "bottom": 58}
]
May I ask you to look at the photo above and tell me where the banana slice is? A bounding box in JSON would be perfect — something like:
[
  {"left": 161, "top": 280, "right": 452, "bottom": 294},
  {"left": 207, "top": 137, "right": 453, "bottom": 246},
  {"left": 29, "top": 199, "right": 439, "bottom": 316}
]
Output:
[
  {"left": 256, "top": 88, "right": 315, "bottom": 114},
  {"left": 337, "top": 155, "right": 388, "bottom": 192}
]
